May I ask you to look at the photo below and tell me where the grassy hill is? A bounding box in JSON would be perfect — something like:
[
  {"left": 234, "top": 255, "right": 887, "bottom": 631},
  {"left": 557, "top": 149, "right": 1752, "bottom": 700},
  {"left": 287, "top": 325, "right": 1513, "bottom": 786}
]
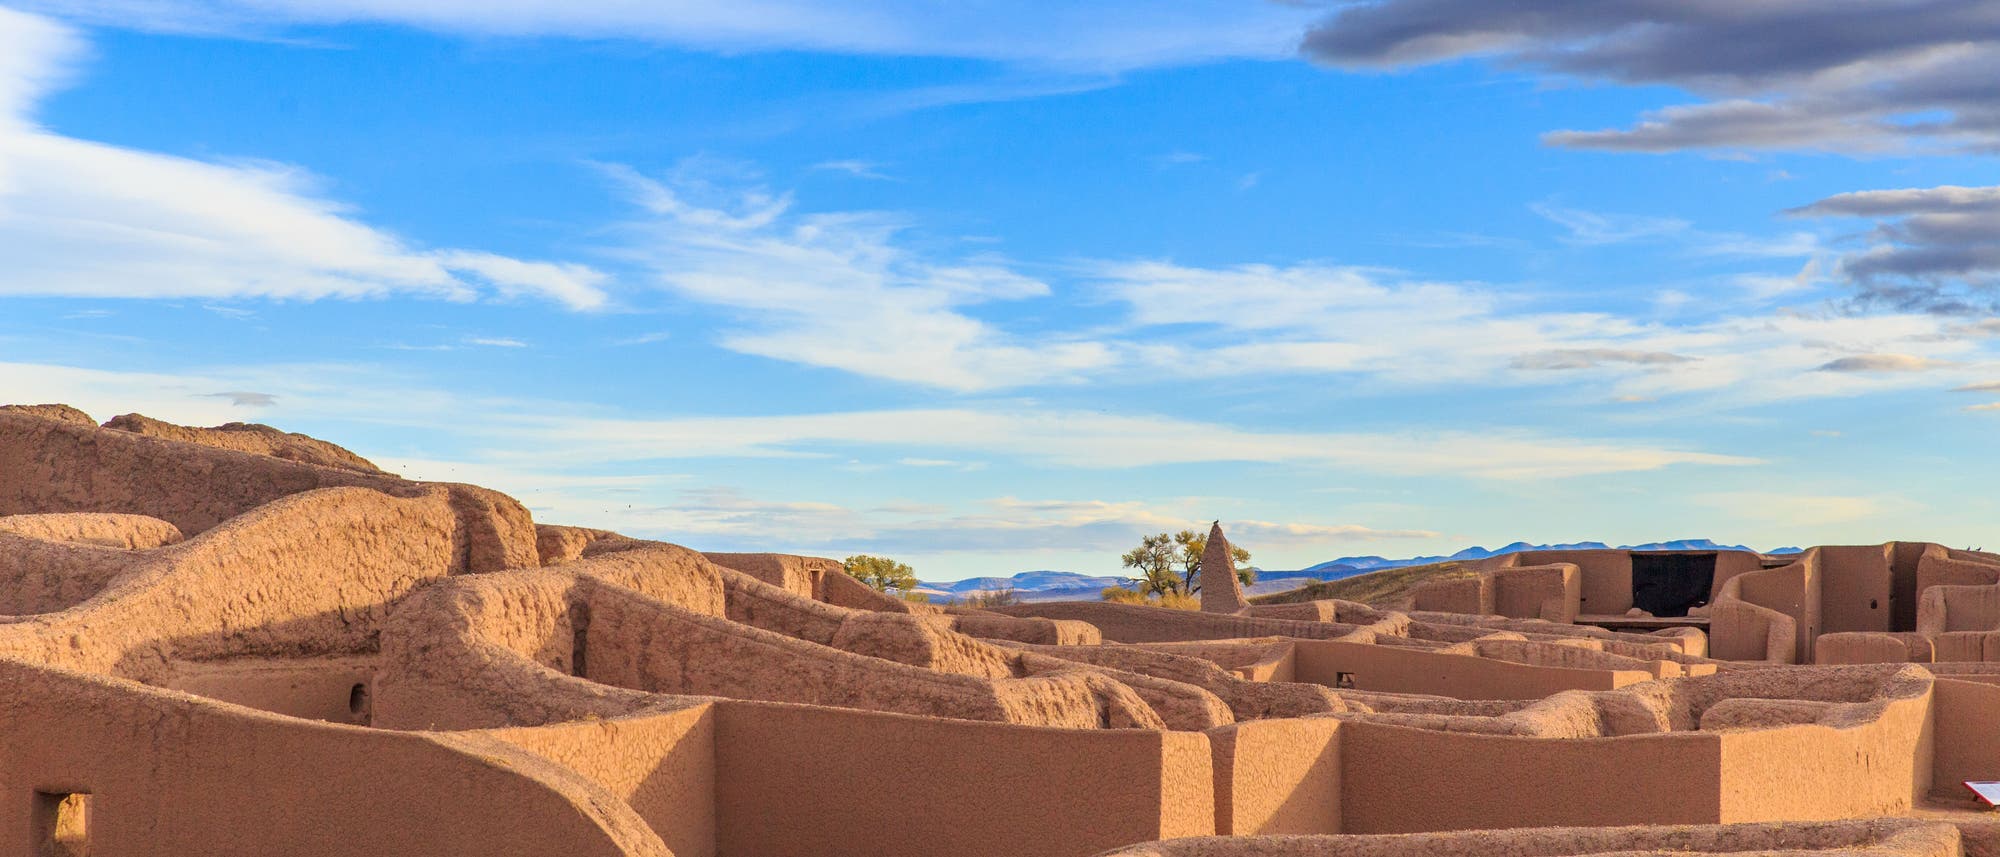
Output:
[{"left": 1248, "top": 560, "right": 1477, "bottom": 608}]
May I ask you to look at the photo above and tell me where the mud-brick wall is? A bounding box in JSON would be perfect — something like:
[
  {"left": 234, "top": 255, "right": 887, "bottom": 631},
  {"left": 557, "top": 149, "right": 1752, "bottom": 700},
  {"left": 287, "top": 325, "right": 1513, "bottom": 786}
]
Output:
[
  {"left": 712, "top": 701, "right": 1214, "bottom": 857},
  {"left": 1340, "top": 722, "right": 1724, "bottom": 833},
  {"left": 1290, "top": 639, "right": 1650, "bottom": 700},
  {"left": 1714, "top": 684, "right": 1932, "bottom": 821},
  {"left": 0, "top": 661, "right": 664, "bottom": 857}
]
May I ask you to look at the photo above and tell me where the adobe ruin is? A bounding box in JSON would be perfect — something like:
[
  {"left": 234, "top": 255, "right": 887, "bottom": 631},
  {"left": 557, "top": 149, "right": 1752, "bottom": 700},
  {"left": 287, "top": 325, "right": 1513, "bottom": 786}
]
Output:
[{"left": 2, "top": 402, "right": 1999, "bottom": 856}]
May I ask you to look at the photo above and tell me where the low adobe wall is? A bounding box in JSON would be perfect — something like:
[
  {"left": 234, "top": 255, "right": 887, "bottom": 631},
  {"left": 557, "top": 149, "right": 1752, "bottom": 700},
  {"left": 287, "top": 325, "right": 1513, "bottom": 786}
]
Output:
[
  {"left": 1341, "top": 720, "right": 1723, "bottom": 832},
  {"left": 704, "top": 552, "right": 836, "bottom": 600},
  {"left": 0, "top": 532, "right": 145, "bottom": 616},
  {"left": 992, "top": 602, "right": 1362, "bottom": 643},
  {"left": 713, "top": 700, "right": 1214, "bottom": 857},
  {"left": 1711, "top": 673, "right": 1934, "bottom": 822},
  {"left": 1918, "top": 546, "right": 2000, "bottom": 597},
  {"left": 0, "top": 512, "right": 183, "bottom": 549},
  {"left": 0, "top": 660, "right": 670, "bottom": 857},
  {"left": 1336, "top": 664, "right": 1935, "bottom": 833},
  {"left": 491, "top": 705, "right": 719, "bottom": 857},
  {"left": 1207, "top": 717, "right": 1342, "bottom": 835},
  {"left": 1932, "top": 677, "right": 2000, "bottom": 800},
  {"left": 1291, "top": 639, "right": 1652, "bottom": 700},
  {"left": 1815, "top": 631, "right": 1933, "bottom": 665}
]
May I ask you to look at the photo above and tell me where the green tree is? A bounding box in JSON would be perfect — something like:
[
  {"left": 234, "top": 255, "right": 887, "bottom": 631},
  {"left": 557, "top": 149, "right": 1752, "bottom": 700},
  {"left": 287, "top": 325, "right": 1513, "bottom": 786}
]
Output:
[
  {"left": 843, "top": 554, "right": 919, "bottom": 594},
  {"left": 1173, "top": 529, "right": 1254, "bottom": 595},
  {"left": 1121, "top": 532, "right": 1184, "bottom": 596}
]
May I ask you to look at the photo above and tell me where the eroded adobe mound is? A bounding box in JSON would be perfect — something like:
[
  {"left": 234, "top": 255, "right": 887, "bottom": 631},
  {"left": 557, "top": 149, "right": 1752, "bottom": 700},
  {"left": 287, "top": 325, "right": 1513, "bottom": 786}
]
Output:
[{"left": 102, "top": 411, "right": 386, "bottom": 473}]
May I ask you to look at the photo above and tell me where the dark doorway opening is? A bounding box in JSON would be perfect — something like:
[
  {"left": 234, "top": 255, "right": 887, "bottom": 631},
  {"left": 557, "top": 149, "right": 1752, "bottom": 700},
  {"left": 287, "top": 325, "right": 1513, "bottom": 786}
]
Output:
[{"left": 1631, "top": 553, "right": 1716, "bottom": 617}]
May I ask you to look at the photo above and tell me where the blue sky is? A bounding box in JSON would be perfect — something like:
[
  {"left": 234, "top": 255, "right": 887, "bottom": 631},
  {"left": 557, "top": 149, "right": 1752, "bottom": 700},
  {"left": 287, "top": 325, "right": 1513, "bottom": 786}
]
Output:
[{"left": 3, "top": 2, "right": 1999, "bottom": 578}]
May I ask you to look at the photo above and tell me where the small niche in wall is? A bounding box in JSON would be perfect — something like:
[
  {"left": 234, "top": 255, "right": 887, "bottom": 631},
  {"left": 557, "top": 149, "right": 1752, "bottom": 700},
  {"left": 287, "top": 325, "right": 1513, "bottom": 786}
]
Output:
[
  {"left": 347, "top": 682, "right": 371, "bottom": 722},
  {"left": 1335, "top": 672, "right": 1356, "bottom": 689},
  {"left": 33, "top": 790, "right": 90, "bottom": 857}
]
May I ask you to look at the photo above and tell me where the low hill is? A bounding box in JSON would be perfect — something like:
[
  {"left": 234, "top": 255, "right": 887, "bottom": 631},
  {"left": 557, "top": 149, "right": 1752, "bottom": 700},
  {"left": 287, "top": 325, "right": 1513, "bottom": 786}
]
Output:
[{"left": 1247, "top": 560, "right": 1478, "bottom": 608}]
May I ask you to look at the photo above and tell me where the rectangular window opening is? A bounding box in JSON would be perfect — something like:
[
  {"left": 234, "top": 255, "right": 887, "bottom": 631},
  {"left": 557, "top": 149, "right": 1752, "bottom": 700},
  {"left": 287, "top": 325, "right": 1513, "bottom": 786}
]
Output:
[{"left": 33, "top": 790, "right": 91, "bottom": 857}]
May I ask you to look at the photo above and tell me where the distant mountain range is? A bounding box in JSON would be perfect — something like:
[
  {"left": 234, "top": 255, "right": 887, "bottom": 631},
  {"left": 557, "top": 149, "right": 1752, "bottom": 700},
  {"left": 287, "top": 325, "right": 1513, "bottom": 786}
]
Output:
[{"left": 915, "top": 539, "right": 1806, "bottom": 602}]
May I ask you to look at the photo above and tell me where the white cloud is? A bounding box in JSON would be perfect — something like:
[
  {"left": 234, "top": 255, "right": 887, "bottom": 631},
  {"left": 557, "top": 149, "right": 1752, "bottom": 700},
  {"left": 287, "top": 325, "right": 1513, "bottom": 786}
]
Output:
[
  {"left": 464, "top": 336, "right": 529, "bottom": 349},
  {"left": 490, "top": 407, "right": 1757, "bottom": 480},
  {"left": 0, "top": 8, "right": 607, "bottom": 310},
  {"left": 399, "top": 480, "right": 1440, "bottom": 557},
  {"left": 1531, "top": 202, "right": 1689, "bottom": 245},
  {"left": 1095, "top": 260, "right": 2000, "bottom": 405},
  {"left": 604, "top": 163, "right": 1115, "bottom": 391},
  {"left": 0, "top": 357, "right": 1759, "bottom": 481}
]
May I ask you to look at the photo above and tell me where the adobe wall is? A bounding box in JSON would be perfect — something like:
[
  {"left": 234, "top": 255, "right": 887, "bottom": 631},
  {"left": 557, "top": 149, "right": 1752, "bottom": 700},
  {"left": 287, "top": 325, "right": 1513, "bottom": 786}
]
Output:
[
  {"left": 1932, "top": 678, "right": 2000, "bottom": 800},
  {"left": 1513, "top": 550, "right": 1632, "bottom": 615},
  {"left": 993, "top": 602, "right": 1362, "bottom": 643},
  {"left": 704, "top": 552, "right": 837, "bottom": 600},
  {"left": 1719, "top": 552, "right": 1821, "bottom": 663},
  {"left": 0, "top": 660, "right": 671, "bottom": 857},
  {"left": 583, "top": 579, "right": 1157, "bottom": 728},
  {"left": 1921, "top": 584, "right": 2000, "bottom": 636},
  {"left": 1410, "top": 576, "right": 1491, "bottom": 615},
  {"left": 0, "top": 512, "right": 183, "bottom": 549},
  {"left": 0, "top": 532, "right": 145, "bottom": 615},
  {"left": 1815, "top": 632, "right": 1933, "bottom": 665},
  {"left": 1339, "top": 721, "right": 1724, "bottom": 832},
  {"left": 1207, "top": 717, "right": 1342, "bottom": 835},
  {"left": 712, "top": 700, "right": 1215, "bottom": 857},
  {"left": 1713, "top": 678, "right": 1933, "bottom": 821},
  {"left": 1818, "top": 544, "right": 1897, "bottom": 634},
  {"left": 1709, "top": 600, "right": 1796, "bottom": 662},
  {"left": 0, "top": 410, "right": 537, "bottom": 571},
  {"left": 0, "top": 486, "right": 465, "bottom": 683},
  {"left": 1918, "top": 547, "right": 2000, "bottom": 597},
  {"left": 159, "top": 655, "right": 379, "bottom": 725},
  {"left": 1888, "top": 542, "right": 1931, "bottom": 631},
  {"left": 1491, "top": 564, "right": 1580, "bottom": 623},
  {"left": 1291, "top": 639, "right": 1652, "bottom": 700},
  {"left": 821, "top": 567, "right": 931, "bottom": 613},
  {"left": 490, "top": 705, "right": 718, "bottom": 857}
]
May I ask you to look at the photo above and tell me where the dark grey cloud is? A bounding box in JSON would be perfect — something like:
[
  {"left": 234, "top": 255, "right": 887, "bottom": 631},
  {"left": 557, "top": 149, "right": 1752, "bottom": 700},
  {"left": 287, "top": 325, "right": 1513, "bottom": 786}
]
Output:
[
  {"left": 1815, "top": 354, "right": 1951, "bottom": 373},
  {"left": 1300, "top": 0, "right": 2000, "bottom": 153},
  {"left": 201, "top": 391, "right": 277, "bottom": 407},
  {"left": 1511, "top": 348, "right": 1692, "bottom": 371},
  {"left": 1790, "top": 185, "right": 2000, "bottom": 313}
]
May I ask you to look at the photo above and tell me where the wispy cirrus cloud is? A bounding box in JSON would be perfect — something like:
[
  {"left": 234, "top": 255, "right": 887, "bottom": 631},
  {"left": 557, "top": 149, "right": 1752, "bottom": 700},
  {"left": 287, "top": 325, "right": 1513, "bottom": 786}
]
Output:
[
  {"left": 603, "top": 162, "right": 1115, "bottom": 391},
  {"left": 0, "top": 8, "right": 608, "bottom": 310}
]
